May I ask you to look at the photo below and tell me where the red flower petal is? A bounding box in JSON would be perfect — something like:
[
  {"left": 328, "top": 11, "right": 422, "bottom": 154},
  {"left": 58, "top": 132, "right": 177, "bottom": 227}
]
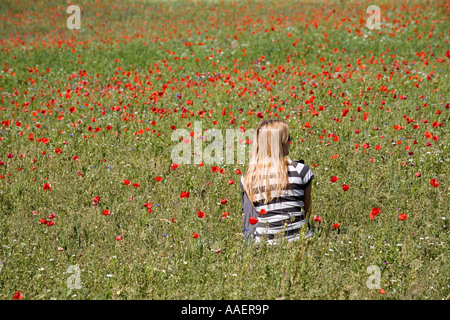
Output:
[
  {"left": 197, "top": 211, "right": 205, "bottom": 218},
  {"left": 42, "top": 183, "right": 52, "bottom": 191},
  {"left": 370, "top": 207, "right": 381, "bottom": 220},
  {"left": 12, "top": 291, "right": 23, "bottom": 300},
  {"left": 430, "top": 179, "right": 439, "bottom": 188}
]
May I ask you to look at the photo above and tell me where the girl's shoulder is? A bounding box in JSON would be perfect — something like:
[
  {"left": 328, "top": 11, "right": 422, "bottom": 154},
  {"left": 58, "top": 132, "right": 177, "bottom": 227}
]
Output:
[
  {"left": 287, "top": 158, "right": 305, "bottom": 168},
  {"left": 287, "top": 158, "right": 313, "bottom": 176},
  {"left": 288, "top": 158, "right": 304, "bottom": 165}
]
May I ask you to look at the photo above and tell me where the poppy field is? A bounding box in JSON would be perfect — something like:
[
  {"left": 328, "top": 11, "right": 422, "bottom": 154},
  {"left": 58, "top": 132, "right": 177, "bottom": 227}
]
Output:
[{"left": 0, "top": 0, "right": 449, "bottom": 300}]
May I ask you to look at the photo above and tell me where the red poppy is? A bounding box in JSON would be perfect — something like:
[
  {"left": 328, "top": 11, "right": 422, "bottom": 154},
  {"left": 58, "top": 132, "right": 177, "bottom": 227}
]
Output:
[
  {"left": 123, "top": 179, "right": 131, "bottom": 185},
  {"left": 171, "top": 163, "right": 179, "bottom": 170},
  {"left": 333, "top": 223, "right": 340, "bottom": 229},
  {"left": 330, "top": 176, "right": 338, "bottom": 183},
  {"left": 211, "top": 166, "right": 219, "bottom": 173},
  {"left": 259, "top": 209, "right": 267, "bottom": 216},
  {"left": 143, "top": 202, "right": 153, "bottom": 212},
  {"left": 116, "top": 235, "right": 123, "bottom": 240},
  {"left": 55, "top": 148, "right": 62, "bottom": 154},
  {"left": 42, "top": 183, "right": 52, "bottom": 191},
  {"left": 155, "top": 176, "right": 162, "bottom": 182},
  {"left": 220, "top": 199, "right": 227, "bottom": 205},
  {"left": 228, "top": 179, "right": 235, "bottom": 185},
  {"left": 93, "top": 196, "right": 100, "bottom": 206},
  {"left": 369, "top": 207, "right": 381, "bottom": 220},
  {"left": 430, "top": 179, "right": 439, "bottom": 188},
  {"left": 222, "top": 212, "right": 229, "bottom": 220},
  {"left": 133, "top": 183, "right": 140, "bottom": 188},
  {"left": 197, "top": 211, "right": 205, "bottom": 218},
  {"left": 235, "top": 169, "right": 242, "bottom": 175},
  {"left": 48, "top": 213, "right": 56, "bottom": 219},
  {"left": 378, "top": 289, "right": 385, "bottom": 294},
  {"left": 12, "top": 291, "right": 23, "bottom": 300},
  {"left": 249, "top": 217, "right": 258, "bottom": 225},
  {"left": 398, "top": 213, "right": 407, "bottom": 221},
  {"left": 102, "top": 209, "right": 110, "bottom": 216},
  {"left": 47, "top": 221, "right": 55, "bottom": 226},
  {"left": 180, "top": 191, "right": 190, "bottom": 198},
  {"left": 40, "top": 219, "right": 48, "bottom": 224},
  {"left": 193, "top": 232, "right": 200, "bottom": 239},
  {"left": 342, "top": 184, "right": 349, "bottom": 191},
  {"left": 313, "top": 216, "right": 322, "bottom": 222}
]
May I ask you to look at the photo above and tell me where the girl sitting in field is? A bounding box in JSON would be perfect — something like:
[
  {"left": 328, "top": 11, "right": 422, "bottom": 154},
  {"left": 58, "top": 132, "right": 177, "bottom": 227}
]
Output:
[{"left": 240, "top": 120, "right": 314, "bottom": 244}]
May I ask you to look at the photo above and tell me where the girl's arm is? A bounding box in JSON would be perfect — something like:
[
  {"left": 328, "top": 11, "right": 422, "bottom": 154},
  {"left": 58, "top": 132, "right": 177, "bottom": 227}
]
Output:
[
  {"left": 240, "top": 180, "right": 258, "bottom": 240},
  {"left": 304, "top": 184, "right": 312, "bottom": 220}
]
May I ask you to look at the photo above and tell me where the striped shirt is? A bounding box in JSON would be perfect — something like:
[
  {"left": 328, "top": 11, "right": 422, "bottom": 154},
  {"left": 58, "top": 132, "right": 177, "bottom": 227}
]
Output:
[{"left": 240, "top": 159, "right": 314, "bottom": 244}]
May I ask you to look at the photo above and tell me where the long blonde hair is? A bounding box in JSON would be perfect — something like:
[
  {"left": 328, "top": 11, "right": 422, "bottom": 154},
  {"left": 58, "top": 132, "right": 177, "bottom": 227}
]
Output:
[{"left": 243, "top": 120, "right": 291, "bottom": 204}]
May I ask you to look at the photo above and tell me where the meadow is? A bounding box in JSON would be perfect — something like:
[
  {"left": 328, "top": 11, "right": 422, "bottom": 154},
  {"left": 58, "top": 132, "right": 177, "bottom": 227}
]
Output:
[{"left": 0, "top": 0, "right": 448, "bottom": 300}]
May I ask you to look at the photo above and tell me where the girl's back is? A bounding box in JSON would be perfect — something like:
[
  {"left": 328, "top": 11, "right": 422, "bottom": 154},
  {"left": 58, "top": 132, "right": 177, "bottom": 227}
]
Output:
[
  {"left": 241, "top": 159, "right": 314, "bottom": 244},
  {"left": 240, "top": 120, "right": 314, "bottom": 244}
]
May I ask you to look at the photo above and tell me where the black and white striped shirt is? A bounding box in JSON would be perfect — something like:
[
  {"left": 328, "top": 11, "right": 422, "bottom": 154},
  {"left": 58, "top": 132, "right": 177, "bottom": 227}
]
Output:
[{"left": 240, "top": 159, "right": 314, "bottom": 244}]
